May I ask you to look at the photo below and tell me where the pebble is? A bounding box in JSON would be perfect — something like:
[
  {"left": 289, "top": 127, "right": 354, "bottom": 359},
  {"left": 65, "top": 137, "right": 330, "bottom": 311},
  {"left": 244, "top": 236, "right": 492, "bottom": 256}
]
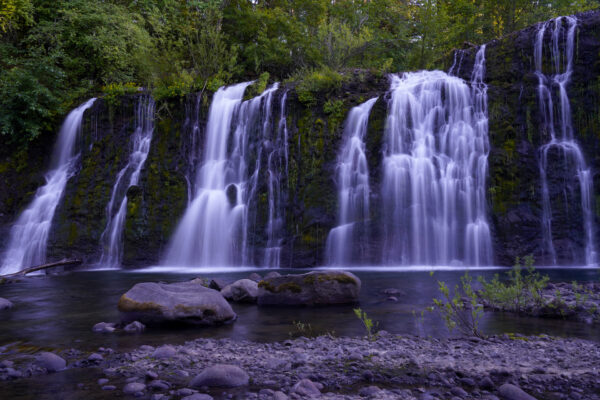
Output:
[
  {"left": 123, "top": 382, "right": 146, "bottom": 394},
  {"left": 190, "top": 364, "right": 249, "bottom": 388},
  {"left": 498, "top": 383, "right": 538, "bottom": 400},
  {"left": 88, "top": 353, "right": 103, "bottom": 362},
  {"left": 151, "top": 345, "right": 176, "bottom": 359}
]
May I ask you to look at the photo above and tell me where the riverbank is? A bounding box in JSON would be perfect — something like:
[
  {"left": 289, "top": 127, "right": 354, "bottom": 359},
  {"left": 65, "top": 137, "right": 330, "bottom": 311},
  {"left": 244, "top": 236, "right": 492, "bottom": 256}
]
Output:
[{"left": 1, "top": 333, "right": 598, "bottom": 399}]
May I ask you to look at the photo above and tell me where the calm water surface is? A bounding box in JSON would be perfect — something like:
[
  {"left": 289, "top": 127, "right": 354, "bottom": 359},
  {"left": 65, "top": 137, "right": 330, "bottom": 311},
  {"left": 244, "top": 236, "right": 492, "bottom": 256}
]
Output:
[{"left": 0, "top": 267, "right": 598, "bottom": 354}]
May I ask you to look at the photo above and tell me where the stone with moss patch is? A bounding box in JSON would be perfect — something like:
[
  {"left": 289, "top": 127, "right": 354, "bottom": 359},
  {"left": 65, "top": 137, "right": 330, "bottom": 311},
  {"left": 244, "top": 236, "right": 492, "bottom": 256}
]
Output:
[
  {"left": 118, "top": 280, "right": 236, "bottom": 325},
  {"left": 257, "top": 271, "right": 360, "bottom": 306}
]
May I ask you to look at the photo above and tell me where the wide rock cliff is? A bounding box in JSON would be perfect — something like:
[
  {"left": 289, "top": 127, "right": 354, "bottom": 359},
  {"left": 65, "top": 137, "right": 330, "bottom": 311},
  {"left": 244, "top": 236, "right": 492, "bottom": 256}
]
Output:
[{"left": 1, "top": 10, "right": 599, "bottom": 268}]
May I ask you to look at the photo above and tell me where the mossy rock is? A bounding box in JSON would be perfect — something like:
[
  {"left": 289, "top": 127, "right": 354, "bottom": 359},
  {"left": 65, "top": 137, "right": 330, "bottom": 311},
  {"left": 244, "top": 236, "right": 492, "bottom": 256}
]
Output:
[{"left": 257, "top": 270, "right": 360, "bottom": 306}]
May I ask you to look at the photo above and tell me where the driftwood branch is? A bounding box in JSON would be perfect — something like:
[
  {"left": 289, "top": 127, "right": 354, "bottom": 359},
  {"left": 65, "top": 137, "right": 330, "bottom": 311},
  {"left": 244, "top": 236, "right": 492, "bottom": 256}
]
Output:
[{"left": 0, "top": 259, "right": 82, "bottom": 278}]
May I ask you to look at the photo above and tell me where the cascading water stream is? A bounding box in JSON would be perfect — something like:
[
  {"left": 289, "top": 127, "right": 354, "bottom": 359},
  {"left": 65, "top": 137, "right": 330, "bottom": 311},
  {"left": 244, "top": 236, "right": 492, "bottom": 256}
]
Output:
[
  {"left": 236, "top": 82, "right": 279, "bottom": 266},
  {"left": 164, "top": 82, "right": 279, "bottom": 267},
  {"left": 325, "top": 97, "right": 378, "bottom": 266},
  {"left": 264, "top": 90, "right": 289, "bottom": 267},
  {"left": 0, "top": 98, "right": 96, "bottom": 274},
  {"left": 98, "top": 96, "right": 155, "bottom": 268},
  {"left": 381, "top": 66, "right": 492, "bottom": 266},
  {"left": 536, "top": 16, "right": 596, "bottom": 265}
]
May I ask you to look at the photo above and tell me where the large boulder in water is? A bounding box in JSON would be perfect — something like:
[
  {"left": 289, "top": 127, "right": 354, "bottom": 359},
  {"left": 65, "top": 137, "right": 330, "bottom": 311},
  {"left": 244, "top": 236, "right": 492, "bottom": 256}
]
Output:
[
  {"left": 257, "top": 271, "right": 361, "bottom": 306},
  {"left": 118, "top": 281, "right": 236, "bottom": 325},
  {"left": 221, "top": 279, "right": 258, "bottom": 303}
]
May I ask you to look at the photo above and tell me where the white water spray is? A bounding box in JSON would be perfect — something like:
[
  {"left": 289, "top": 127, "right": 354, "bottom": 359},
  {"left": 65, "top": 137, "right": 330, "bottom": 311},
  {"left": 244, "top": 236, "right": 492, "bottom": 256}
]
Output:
[
  {"left": 326, "top": 97, "right": 378, "bottom": 265},
  {"left": 98, "top": 96, "right": 154, "bottom": 268},
  {"left": 381, "top": 66, "right": 492, "bottom": 266},
  {"left": 0, "top": 98, "right": 96, "bottom": 274},
  {"left": 264, "top": 90, "right": 289, "bottom": 267},
  {"left": 164, "top": 82, "right": 279, "bottom": 267},
  {"left": 536, "top": 16, "right": 596, "bottom": 265}
]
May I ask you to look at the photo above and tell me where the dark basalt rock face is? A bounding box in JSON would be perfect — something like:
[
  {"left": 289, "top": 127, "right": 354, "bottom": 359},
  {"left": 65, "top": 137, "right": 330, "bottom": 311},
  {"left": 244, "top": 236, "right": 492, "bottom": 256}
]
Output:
[
  {"left": 1, "top": 11, "right": 599, "bottom": 267},
  {"left": 451, "top": 10, "right": 600, "bottom": 266}
]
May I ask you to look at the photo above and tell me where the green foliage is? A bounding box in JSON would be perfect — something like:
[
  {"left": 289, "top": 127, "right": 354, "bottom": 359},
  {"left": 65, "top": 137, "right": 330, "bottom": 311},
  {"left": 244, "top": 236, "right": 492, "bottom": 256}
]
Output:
[
  {"left": 102, "top": 82, "right": 139, "bottom": 106},
  {"left": 0, "top": 0, "right": 596, "bottom": 148},
  {"left": 295, "top": 67, "right": 345, "bottom": 106},
  {"left": 244, "top": 71, "right": 270, "bottom": 99},
  {"left": 152, "top": 71, "right": 195, "bottom": 101},
  {"left": 432, "top": 272, "right": 485, "bottom": 338},
  {"left": 353, "top": 308, "right": 378, "bottom": 340},
  {"left": 477, "top": 255, "right": 549, "bottom": 313}
]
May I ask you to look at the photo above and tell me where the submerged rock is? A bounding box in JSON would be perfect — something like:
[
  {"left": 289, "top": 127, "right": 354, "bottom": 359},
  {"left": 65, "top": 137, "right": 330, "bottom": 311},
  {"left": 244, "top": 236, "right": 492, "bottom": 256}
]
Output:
[
  {"left": 93, "top": 322, "right": 116, "bottom": 333},
  {"left": 0, "top": 297, "right": 13, "bottom": 310},
  {"left": 257, "top": 271, "right": 361, "bottom": 306},
  {"left": 221, "top": 279, "right": 258, "bottom": 303},
  {"left": 118, "top": 281, "right": 236, "bottom": 325},
  {"left": 124, "top": 321, "right": 146, "bottom": 333},
  {"left": 190, "top": 364, "right": 249, "bottom": 388}
]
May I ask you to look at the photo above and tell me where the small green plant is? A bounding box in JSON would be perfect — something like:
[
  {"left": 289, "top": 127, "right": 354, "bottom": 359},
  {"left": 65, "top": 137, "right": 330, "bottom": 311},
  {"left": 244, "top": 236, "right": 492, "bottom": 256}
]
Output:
[
  {"left": 477, "top": 255, "right": 549, "bottom": 313},
  {"left": 288, "top": 320, "right": 335, "bottom": 338},
  {"left": 244, "top": 71, "right": 270, "bottom": 99},
  {"left": 432, "top": 272, "right": 484, "bottom": 338},
  {"left": 353, "top": 308, "right": 378, "bottom": 340}
]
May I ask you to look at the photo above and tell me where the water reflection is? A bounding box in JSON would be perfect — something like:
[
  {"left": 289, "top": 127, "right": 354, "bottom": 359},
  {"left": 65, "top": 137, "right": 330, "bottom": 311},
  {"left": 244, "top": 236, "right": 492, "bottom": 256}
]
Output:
[{"left": 0, "top": 268, "right": 598, "bottom": 353}]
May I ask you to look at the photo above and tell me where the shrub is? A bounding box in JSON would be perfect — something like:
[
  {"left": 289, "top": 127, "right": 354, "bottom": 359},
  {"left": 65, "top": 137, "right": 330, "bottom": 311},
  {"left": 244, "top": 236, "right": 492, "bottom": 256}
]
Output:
[
  {"left": 102, "top": 82, "right": 140, "bottom": 106},
  {"left": 477, "top": 255, "right": 549, "bottom": 313},
  {"left": 353, "top": 308, "right": 378, "bottom": 340},
  {"left": 294, "top": 67, "right": 346, "bottom": 106},
  {"left": 432, "top": 272, "right": 484, "bottom": 338}
]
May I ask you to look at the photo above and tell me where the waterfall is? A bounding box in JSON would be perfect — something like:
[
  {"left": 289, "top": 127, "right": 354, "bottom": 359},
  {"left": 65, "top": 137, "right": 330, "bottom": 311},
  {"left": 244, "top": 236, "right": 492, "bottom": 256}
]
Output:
[
  {"left": 325, "top": 97, "right": 378, "bottom": 266},
  {"left": 381, "top": 67, "right": 492, "bottom": 266},
  {"left": 0, "top": 98, "right": 96, "bottom": 274},
  {"left": 263, "top": 90, "right": 289, "bottom": 267},
  {"left": 449, "top": 49, "right": 466, "bottom": 77},
  {"left": 182, "top": 94, "right": 203, "bottom": 206},
  {"left": 536, "top": 16, "right": 596, "bottom": 265},
  {"left": 98, "top": 96, "right": 154, "bottom": 268},
  {"left": 164, "top": 82, "right": 279, "bottom": 267}
]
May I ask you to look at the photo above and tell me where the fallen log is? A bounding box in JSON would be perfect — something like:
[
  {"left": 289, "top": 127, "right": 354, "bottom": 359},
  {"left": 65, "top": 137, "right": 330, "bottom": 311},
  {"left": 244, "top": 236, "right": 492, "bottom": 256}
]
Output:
[{"left": 0, "top": 259, "right": 82, "bottom": 278}]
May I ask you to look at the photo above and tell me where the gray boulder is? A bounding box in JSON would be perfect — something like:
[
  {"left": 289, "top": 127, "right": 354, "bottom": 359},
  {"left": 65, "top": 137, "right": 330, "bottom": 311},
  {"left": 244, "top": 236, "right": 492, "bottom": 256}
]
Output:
[
  {"left": 190, "top": 364, "right": 249, "bottom": 388},
  {"left": 248, "top": 273, "right": 262, "bottom": 282},
  {"left": 124, "top": 321, "right": 146, "bottom": 333},
  {"left": 118, "top": 281, "right": 236, "bottom": 325},
  {"left": 36, "top": 352, "right": 66, "bottom": 372},
  {"left": 209, "top": 278, "right": 228, "bottom": 291},
  {"left": 92, "top": 322, "right": 116, "bottom": 333},
  {"left": 498, "top": 383, "right": 537, "bottom": 400},
  {"left": 264, "top": 271, "right": 281, "bottom": 279},
  {"left": 0, "top": 298, "right": 13, "bottom": 310},
  {"left": 221, "top": 279, "right": 258, "bottom": 303},
  {"left": 257, "top": 271, "right": 361, "bottom": 306}
]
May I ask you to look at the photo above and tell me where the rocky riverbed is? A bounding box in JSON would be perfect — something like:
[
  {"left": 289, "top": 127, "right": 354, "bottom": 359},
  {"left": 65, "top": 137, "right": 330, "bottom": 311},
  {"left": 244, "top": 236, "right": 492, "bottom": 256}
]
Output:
[{"left": 1, "top": 333, "right": 599, "bottom": 400}]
